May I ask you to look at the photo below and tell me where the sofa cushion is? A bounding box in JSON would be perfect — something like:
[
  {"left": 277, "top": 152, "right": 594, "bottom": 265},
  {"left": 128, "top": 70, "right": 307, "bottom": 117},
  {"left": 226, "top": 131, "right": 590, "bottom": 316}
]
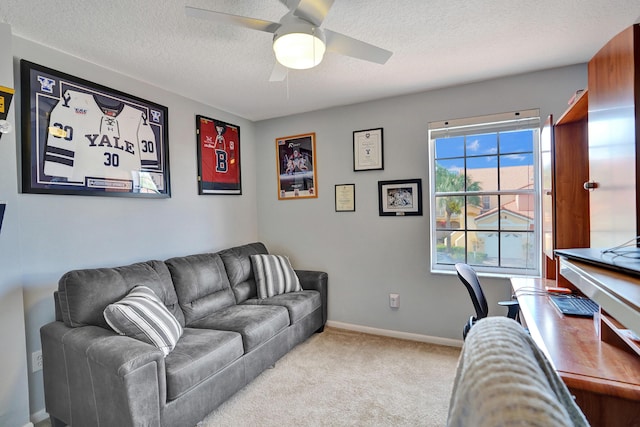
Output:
[
  {"left": 58, "top": 260, "right": 185, "bottom": 329},
  {"left": 218, "top": 242, "right": 268, "bottom": 303},
  {"left": 165, "top": 328, "right": 243, "bottom": 401},
  {"left": 104, "top": 286, "right": 183, "bottom": 356},
  {"left": 250, "top": 254, "right": 302, "bottom": 299},
  {"left": 243, "top": 290, "right": 321, "bottom": 324},
  {"left": 165, "top": 253, "right": 236, "bottom": 324},
  {"left": 189, "top": 304, "right": 289, "bottom": 353}
]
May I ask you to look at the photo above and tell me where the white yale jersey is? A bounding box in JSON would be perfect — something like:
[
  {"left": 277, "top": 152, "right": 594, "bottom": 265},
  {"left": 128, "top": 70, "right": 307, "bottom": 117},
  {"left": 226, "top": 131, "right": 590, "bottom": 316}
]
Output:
[{"left": 44, "top": 90, "right": 159, "bottom": 184}]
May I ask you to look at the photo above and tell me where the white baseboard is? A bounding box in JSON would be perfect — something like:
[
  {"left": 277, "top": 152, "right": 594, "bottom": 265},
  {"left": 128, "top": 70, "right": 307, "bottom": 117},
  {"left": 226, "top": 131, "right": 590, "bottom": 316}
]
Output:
[
  {"left": 22, "top": 423, "right": 34, "bottom": 427},
  {"left": 30, "top": 408, "right": 48, "bottom": 425},
  {"left": 326, "top": 321, "right": 464, "bottom": 348}
]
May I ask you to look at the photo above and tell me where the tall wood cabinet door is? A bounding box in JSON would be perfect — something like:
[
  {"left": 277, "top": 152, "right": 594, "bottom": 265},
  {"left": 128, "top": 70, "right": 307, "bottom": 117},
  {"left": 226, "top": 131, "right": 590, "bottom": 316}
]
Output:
[
  {"left": 553, "top": 118, "right": 590, "bottom": 251},
  {"left": 587, "top": 24, "right": 640, "bottom": 248}
]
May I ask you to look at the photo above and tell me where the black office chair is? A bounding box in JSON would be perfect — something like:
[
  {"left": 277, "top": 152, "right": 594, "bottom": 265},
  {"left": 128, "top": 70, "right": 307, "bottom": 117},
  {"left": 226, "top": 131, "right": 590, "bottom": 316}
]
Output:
[{"left": 455, "top": 263, "right": 520, "bottom": 339}]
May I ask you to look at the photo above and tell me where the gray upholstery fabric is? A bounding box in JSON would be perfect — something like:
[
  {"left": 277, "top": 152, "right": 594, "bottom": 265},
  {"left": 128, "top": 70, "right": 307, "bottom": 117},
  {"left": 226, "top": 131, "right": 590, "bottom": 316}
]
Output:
[
  {"left": 218, "top": 242, "right": 268, "bottom": 303},
  {"left": 243, "top": 290, "right": 321, "bottom": 323},
  {"left": 295, "top": 270, "right": 328, "bottom": 326},
  {"left": 160, "top": 357, "right": 246, "bottom": 427},
  {"left": 165, "top": 328, "right": 243, "bottom": 401},
  {"left": 166, "top": 253, "right": 236, "bottom": 324},
  {"left": 190, "top": 304, "right": 289, "bottom": 352},
  {"left": 58, "top": 260, "right": 184, "bottom": 328},
  {"left": 42, "top": 242, "right": 328, "bottom": 427}
]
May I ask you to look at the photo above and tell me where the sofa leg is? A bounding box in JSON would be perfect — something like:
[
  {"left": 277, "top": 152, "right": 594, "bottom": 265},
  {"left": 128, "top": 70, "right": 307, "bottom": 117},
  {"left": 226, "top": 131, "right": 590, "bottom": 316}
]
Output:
[
  {"left": 316, "top": 325, "right": 325, "bottom": 333},
  {"left": 50, "top": 415, "right": 67, "bottom": 427}
]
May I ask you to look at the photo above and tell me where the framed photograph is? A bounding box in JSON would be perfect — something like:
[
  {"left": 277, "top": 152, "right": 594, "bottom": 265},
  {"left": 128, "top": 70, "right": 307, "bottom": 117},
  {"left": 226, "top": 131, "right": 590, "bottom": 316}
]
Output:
[
  {"left": 353, "top": 127, "right": 383, "bottom": 171},
  {"left": 196, "top": 115, "right": 241, "bottom": 195},
  {"left": 276, "top": 132, "right": 317, "bottom": 199},
  {"left": 20, "top": 60, "right": 170, "bottom": 198},
  {"left": 378, "top": 179, "right": 423, "bottom": 216},
  {"left": 335, "top": 184, "right": 355, "bottom": 212}
]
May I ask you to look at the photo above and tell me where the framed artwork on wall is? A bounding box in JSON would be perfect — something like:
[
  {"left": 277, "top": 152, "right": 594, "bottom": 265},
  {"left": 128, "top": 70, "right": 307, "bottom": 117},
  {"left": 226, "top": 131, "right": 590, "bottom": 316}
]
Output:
[
  {"left": 196, "top": 115, "right": 242, "bottom": 195},
  {"left": 335, "top": 184, "right": 355, "bottom": 212},
  {"left": 353, "top": 127, "right": 383, "bottom": 171},
  {"left": 378, "top": 179, "right": 423, "bottom": 216},
  {"left": 20, "top": 60, "right": 170, "bottom": 198},
  {"left": 276, "top": 132, "right": 318, "bottom": 199}
]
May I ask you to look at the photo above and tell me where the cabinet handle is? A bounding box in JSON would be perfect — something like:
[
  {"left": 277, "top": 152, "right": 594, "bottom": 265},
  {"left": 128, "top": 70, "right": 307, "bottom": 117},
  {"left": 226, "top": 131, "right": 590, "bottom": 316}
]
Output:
[{"left": 583, "top": 181, "right": 599, "bottom": 190}]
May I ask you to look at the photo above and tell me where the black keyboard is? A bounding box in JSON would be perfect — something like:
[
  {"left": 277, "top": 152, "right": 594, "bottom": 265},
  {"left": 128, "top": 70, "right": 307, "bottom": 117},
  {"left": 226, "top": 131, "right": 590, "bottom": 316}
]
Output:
[{"left": 549, "top": 295, "right": 599, "bottom": 317}]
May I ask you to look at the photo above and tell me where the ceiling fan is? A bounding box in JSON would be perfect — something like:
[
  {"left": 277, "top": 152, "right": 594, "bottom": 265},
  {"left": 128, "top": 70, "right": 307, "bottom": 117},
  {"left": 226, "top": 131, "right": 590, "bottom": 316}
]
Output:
[{"left": 185, "top": 0, "right": 393, "bottom": 81}]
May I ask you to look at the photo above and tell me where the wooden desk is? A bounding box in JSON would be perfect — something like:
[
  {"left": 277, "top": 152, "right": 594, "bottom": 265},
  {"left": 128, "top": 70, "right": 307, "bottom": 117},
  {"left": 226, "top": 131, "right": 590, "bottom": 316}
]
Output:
[{"left": 511, "top": 276, "right": 640, "bottom": 426}]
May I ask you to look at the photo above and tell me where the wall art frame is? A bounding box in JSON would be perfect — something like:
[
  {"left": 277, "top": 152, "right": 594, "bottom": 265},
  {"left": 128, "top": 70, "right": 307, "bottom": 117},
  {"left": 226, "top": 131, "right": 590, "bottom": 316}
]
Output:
[
  {"left": 276, "top": 132, "right": 318, "bottom": 199},
  {"left": 378, "top": 178, "right": 423, "bottom": 216},
  {"left": 335, "top": 183, "right": 355, "bottom": 212},
  {"left": 353, "top": 127, "right": 383, "bottom": 171},
  {"left": 20, "top": 60, "right": 170, "bottom": 198},
  {"left": 196, "top": 115, "right": 242, "bottom": 195}
]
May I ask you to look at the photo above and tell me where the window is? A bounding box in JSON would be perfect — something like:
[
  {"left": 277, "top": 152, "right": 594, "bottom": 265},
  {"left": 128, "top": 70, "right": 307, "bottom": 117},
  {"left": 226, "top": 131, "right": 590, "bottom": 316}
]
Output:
[{"left": 428, "top": 110, "right": 540, "bottom": 276}]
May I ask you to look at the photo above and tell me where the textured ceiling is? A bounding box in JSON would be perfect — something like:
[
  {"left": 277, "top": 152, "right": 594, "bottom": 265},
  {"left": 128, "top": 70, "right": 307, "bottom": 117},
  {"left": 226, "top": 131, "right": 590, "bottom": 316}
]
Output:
[{"left": 1, "top": 1, "right": 640, "bottom": 121}]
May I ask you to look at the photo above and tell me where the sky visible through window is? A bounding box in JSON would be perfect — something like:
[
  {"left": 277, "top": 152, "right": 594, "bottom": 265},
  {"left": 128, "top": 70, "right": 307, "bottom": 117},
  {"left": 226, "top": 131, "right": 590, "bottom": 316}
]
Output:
[{"left": 435, "top": 130, "right": 534, "bottom": 171}]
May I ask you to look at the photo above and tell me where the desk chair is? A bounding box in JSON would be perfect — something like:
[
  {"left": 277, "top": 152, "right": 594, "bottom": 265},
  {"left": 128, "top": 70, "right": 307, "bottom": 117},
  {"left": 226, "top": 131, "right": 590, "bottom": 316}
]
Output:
[{"left": 455, "top": 263, "right": 520, "bottom": 339}]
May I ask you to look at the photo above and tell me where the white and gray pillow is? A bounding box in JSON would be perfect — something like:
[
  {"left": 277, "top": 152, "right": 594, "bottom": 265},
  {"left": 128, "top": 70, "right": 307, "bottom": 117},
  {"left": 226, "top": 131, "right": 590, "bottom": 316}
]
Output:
[
  {"left": 250, "top": 254, "right": 302, "bottom": 299},
  {"left": 104, "top": 285, "right": 183, "bottom": 356}
]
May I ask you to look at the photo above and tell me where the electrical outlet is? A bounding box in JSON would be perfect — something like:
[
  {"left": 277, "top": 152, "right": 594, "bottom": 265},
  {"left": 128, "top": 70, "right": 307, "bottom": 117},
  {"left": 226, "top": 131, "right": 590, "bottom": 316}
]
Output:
[
  {"left": 389, "top": 293, "right": 400, "bottom": 308},
  {"left": 32, "top": 350, "right": 42, "bottom": 373}
]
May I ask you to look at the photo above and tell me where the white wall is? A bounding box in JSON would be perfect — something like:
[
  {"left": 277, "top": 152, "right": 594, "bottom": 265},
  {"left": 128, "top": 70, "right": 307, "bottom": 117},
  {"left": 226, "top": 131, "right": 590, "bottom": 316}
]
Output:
[
  {"left": 0, "top": 23, "right": 31, "bottom": 427},
  {"left": 255, "top": 64, "right": 588, "bottom": 340},
  {"left": 9, "top": 35, "right": 260, "bottom": 423}
]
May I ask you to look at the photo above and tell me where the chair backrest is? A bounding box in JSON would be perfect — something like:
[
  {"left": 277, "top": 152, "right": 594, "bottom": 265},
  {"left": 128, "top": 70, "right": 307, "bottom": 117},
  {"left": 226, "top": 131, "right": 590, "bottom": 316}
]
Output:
[{"left": 455, "top": 263, "right": 488, "bottom": 320}]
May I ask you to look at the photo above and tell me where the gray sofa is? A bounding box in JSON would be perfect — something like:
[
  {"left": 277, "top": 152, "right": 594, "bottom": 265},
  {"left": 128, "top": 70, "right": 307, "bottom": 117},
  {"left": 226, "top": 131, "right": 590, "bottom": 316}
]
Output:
[{"left": 40, "top": 242, "right": 328, "bottom": 427}]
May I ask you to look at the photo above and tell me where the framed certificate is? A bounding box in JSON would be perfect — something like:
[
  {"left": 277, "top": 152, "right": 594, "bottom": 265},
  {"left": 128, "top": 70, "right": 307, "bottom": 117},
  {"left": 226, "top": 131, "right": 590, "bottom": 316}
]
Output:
[
  {"left": 335, "top": 184, "right": 355, "bottom": 212},
  {"left": 353, "top": 128, "right": 383, "bottom": 171}
]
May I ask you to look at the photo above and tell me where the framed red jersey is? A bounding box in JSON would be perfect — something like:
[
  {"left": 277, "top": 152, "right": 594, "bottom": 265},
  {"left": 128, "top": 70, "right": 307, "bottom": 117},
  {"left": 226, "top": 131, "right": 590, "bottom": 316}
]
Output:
[{"left": 196, "top": 115, "right": 242, "bottom": 195}]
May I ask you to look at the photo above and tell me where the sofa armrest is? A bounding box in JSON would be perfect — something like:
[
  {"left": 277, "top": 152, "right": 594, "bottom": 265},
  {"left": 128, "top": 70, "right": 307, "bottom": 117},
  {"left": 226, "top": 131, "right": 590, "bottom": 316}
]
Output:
[
  {"left": 296, "top": 270, "right": 328, "bottom": 326},
  {"left": 41, "top": 321, "right": 165, "bottom": 427}
]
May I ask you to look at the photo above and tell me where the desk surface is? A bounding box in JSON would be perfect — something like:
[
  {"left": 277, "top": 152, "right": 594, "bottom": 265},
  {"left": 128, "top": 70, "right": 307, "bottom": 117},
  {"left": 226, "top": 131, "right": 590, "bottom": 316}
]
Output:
[{"left": 511, "top": 277, "right": 640, "bottom": 401}]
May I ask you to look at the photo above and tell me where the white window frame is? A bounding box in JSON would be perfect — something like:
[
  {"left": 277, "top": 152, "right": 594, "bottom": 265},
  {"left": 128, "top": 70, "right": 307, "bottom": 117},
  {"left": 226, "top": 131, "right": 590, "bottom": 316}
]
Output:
[{"left": 428, "top": 109, "right": 541, "bottom": 277}]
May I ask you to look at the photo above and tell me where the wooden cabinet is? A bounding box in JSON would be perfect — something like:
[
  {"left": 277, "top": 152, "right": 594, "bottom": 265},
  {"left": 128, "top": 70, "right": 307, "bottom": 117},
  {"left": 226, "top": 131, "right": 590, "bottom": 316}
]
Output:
[
  {"left": 587, "top": 24, "right": 640, "bottom": 248},
  {"left": 541, "top": 91, "right": 590, "bottom": 280}
]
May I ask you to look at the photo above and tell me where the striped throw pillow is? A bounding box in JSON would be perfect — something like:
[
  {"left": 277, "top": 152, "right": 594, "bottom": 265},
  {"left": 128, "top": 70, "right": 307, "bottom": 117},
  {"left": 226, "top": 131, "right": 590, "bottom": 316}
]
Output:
[
  {"left": 251, "top": 254, "right": 302, "bottom": 299},
  {"left": 104, "top": 285, "right": 183, "bottom": 357}
]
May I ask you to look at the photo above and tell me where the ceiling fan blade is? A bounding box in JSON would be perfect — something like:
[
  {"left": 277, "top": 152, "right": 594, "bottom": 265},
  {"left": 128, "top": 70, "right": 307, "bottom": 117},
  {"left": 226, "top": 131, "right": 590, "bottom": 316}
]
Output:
[
  {"left": 279, "top": 0, "right": 301, "bottom": 11},
  {"left": 269, "top": 62, "right": 289, "bottom": 82},
  {"left": 185, "top": 6, "right": 280, "bottom": 33},
  {"left": 293, "top": 0, "right": 335, "bottom": 27},
  {"left": 325, "top": 29, "right": 392, "bottom": 65}
]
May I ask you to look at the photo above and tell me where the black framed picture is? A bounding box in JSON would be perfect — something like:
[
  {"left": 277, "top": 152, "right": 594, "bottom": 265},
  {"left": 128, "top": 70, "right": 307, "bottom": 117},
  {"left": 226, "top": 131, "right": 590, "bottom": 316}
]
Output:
[
  {"left": 378, "top": 179, "right": 423, "bottom": 216},
  {"left": 196, "top": 115, "right": 241, "bottom": 195},
  {"left": 20, "top": 60, "right": 170, "bottom": 197}
]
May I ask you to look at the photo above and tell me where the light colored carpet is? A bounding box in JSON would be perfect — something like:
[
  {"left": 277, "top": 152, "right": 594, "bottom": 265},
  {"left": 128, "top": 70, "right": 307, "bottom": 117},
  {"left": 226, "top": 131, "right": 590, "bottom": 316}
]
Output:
[{"left": 198, "top": 327, "right": 461, "bottom": 427}]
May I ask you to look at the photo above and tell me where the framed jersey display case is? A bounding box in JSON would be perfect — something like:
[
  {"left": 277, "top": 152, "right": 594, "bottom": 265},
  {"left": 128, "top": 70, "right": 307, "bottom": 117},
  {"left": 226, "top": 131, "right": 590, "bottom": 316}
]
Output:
[
  {"left": 195, "top": 115, "right": 242, "bottom": 195},
  {"left": 20, "top": 60, "right": 170, "bottom": 198},
  {"left": 276, "top": 132, "right": 318, "bottom": 200}
]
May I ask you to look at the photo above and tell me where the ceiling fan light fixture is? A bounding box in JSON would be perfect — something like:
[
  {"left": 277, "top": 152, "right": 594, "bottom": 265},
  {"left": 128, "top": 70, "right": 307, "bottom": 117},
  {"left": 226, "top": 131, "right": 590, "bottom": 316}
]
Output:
[{"left": 273, "top": 27, "right": 326, "bottom": 70}]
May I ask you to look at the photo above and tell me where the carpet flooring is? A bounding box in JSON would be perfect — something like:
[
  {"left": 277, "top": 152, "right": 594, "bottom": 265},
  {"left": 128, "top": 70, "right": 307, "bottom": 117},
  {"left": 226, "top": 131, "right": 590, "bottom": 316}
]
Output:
[
  {"left": 198, "top": 327, "right": 461, "bottom": 426},
  {"left": 34, "top": 327, "right": 461, "bottom": 427}
]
